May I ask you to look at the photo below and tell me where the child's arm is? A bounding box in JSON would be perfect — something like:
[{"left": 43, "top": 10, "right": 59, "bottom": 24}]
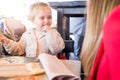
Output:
[
  {"left": 45, "top": 29, "right": 65, "bottom": 55},
  {"left": 1, "top": 33, "right": 26, "bottom": 56}
]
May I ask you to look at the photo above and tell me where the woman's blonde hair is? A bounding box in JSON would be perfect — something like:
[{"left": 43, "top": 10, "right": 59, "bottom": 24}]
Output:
[
  {"left": 80, "top": 0, "right": 120, "bottom": 79},
  {"left": 28, "top": 2, "right": 51, "bottom": 22}
]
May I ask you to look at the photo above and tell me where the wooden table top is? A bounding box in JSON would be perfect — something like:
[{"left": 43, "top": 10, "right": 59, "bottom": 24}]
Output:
[{"left": 0, "top": 55, "right": 80, "bottom": 80}]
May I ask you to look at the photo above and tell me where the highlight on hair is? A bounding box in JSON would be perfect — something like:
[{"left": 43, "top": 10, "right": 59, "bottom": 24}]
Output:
[
  {"left": 28, "top": 2, "right": 51, "bottom": 21},
  {"left": 80, "top": 0, "right": 120, "bottom": 79}
]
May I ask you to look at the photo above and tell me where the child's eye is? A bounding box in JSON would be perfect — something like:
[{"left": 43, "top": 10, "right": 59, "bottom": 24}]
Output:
[
  {"left": 39, "top": 17, "right": 44, "bottom": 20},
  {"left": 47, "top": 16, "right": 52, "bottom": 19}
]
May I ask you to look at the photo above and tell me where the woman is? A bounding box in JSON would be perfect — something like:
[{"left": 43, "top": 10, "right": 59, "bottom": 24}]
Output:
[
  {"left": 80, "top": 0, "right": 120, "bottom": 79},
  {"left": 90, "top": 5, "right": 120, "bottom": 80}
]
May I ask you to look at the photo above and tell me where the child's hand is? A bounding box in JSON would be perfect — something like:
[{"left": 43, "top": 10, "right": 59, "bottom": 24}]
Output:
[
  {"left": 42, "top": 25, "right": 51, "bottom": 32},
  {"left": 0, "top": 35, "right": 10, "bottom": 45}
]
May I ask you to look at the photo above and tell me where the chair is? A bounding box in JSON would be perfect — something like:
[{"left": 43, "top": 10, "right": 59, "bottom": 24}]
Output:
[{"left": 57, "top": 40, "right": 74, "bottom": 59}]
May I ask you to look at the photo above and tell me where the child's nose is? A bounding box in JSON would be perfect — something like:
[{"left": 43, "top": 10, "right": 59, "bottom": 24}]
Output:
[{"left": 44, "top": 18, "right": 49, "bottom": 24}]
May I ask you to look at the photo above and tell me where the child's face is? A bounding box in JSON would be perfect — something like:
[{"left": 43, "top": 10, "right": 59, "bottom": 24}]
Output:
[{"left": 33, "top": 6, "right": 52, "bottom": 31}]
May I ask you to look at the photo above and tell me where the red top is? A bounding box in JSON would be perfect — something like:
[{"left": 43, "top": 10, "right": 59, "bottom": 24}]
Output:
[{"left": 89, "top": 5, "right": 120, "bottom": 80}]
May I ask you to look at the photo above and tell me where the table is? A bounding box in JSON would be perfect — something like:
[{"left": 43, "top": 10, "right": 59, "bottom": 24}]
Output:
[{"left": 0, "top": 55, "right": 81, "bottom": 80}]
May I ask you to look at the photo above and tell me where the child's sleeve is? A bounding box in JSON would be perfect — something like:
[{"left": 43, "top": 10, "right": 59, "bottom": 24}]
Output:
[
  {"left": 3, "top": 33, "right": 26, "bottom": 56},
  {"left": 45, "top": 29, "right": 65, "bottom": 55}
]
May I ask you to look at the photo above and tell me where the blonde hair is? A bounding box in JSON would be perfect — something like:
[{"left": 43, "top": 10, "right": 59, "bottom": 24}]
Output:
[
  {"left": 80, "top": 0, "right": 120, "bottom": 79},
  {"left": 28, "top": 2, "right": 51, "bottom": 22}
]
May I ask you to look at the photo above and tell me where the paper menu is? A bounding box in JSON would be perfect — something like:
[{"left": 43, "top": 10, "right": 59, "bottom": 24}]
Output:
[{"left": 38, "top": 54, "right": 80, "bottom": 80}]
